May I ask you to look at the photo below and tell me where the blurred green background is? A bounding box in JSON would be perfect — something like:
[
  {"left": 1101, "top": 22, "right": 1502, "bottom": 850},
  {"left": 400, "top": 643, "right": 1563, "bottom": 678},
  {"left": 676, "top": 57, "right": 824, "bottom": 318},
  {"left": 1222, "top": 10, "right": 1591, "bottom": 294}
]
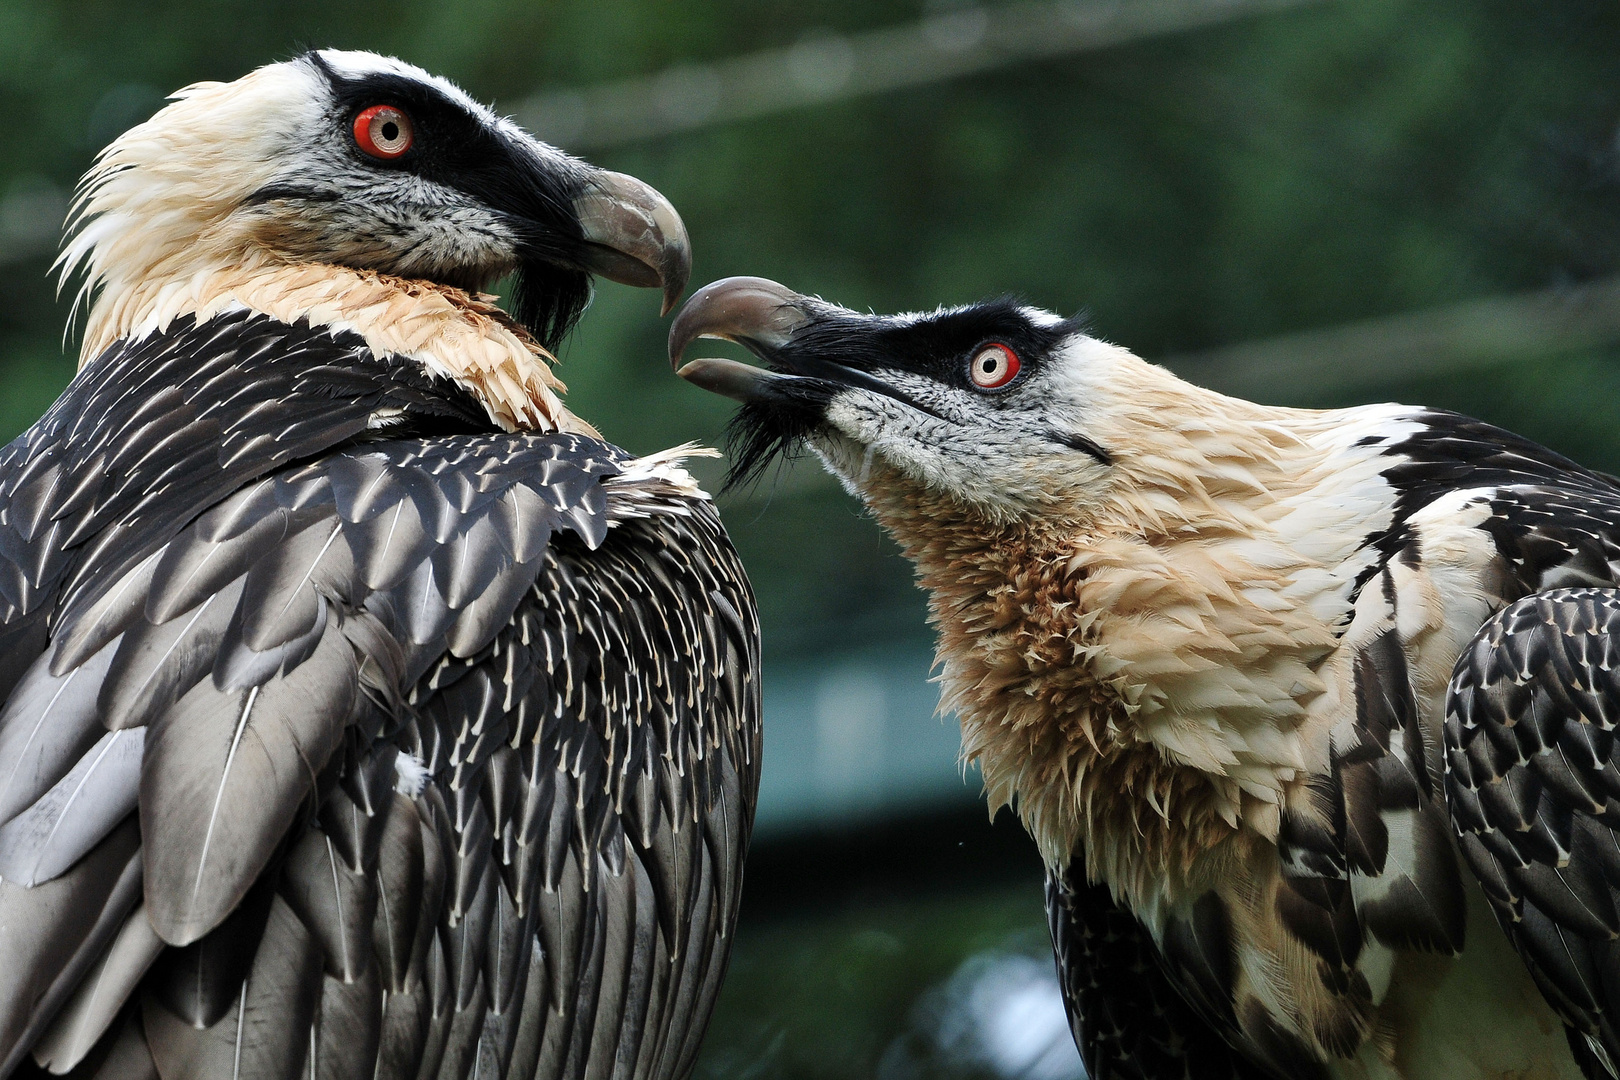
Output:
[{"left": 3, "top": 0, "right": 1619, "bottom": 1075}]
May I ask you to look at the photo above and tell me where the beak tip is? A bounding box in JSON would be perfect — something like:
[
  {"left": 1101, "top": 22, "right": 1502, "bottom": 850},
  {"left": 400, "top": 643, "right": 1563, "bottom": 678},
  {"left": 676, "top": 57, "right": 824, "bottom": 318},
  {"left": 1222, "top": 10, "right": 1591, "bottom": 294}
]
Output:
[
  {"left": 660, "top": 258, "right": 688, "bottom": 316},
  {"left": 659, "top": 214, "right": 693, "bottom": 317},
  {"left": 575, "top": 169, "right": 692, "bottom": 310}
]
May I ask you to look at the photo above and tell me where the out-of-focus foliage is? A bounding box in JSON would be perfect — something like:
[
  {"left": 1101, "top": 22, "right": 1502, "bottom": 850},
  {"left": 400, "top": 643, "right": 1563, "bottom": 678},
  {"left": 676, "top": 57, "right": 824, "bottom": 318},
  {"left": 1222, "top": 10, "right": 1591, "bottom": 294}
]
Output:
[{"left": 701, "top": 882, "right": 1060, "bottom": 1080}]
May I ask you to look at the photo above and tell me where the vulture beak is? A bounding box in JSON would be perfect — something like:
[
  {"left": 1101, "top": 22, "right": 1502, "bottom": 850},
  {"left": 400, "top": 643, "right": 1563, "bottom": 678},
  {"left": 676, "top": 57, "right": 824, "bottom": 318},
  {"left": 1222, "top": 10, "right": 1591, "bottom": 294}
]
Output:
[
  {"left": 669, "top": 275, "right": 853, "bottom": 407},
  {"left": 668, "top": 277, "right": 814, "bottom": 359},
  {"left": 669, "top": 275, "right": 946, "bottom": 418},
  {"left": 574, "top": 171, "right": 692, "bottom": 314},
  {"left": 669, "top": 276, "right": 817, "bottom": 403}
]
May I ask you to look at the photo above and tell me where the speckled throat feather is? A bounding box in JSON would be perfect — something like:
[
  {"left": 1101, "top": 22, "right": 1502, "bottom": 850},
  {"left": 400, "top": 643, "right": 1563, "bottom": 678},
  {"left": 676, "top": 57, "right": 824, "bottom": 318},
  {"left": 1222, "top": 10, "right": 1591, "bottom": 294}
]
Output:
[{"left": 865, "top": 470, "right": 1331, "bottom": 908}]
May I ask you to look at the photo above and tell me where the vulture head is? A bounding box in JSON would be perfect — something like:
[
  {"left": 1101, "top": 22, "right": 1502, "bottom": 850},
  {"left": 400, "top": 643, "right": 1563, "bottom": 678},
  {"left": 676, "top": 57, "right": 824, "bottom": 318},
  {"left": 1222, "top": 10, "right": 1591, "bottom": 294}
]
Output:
[
  {"left": 60, "top": 49, "right": 689, "bottom": 357},
  {"left": 668, "top": 276, "right": 1150, "bottom": 525}
]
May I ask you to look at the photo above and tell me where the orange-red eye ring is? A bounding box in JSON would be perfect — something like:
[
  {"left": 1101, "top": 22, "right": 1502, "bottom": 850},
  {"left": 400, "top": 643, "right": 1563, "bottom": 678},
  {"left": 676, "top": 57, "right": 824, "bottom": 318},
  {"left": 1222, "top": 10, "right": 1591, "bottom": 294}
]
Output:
[
  {"left": 353, "top": 105, "right": 413, "bottom": 159},
  {"left": 969, "top": 343, "right": 1021, "bottom": 389}
]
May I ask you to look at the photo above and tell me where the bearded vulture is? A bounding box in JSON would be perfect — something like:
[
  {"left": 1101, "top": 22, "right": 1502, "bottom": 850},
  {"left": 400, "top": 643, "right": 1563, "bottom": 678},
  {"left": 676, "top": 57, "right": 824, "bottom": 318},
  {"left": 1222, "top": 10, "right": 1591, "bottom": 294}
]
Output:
[
  {"left": 671, "top": 275, "right": 1620, "bottom": 1080},
  {"left": 0, "top": 52, "right": 761, "bottom": 1080}
]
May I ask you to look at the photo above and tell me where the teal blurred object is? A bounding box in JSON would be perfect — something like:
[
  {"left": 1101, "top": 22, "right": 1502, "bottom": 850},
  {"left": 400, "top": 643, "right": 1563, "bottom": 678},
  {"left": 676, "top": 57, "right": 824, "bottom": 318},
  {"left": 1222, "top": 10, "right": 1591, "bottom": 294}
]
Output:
[{"left": 754, "top": 641, "right": 973, "bottom": 835}]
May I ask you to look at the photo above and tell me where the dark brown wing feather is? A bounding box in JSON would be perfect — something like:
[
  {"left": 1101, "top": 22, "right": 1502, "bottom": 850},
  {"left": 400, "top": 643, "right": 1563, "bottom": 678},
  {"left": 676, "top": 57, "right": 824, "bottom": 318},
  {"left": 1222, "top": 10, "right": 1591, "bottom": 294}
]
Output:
[
  {"left": 1446, "top": 587, "right": 1620, "bottom": 1080},
  {"left": 1045, "top": 859, "right": 1278, "bottom": 1080}
]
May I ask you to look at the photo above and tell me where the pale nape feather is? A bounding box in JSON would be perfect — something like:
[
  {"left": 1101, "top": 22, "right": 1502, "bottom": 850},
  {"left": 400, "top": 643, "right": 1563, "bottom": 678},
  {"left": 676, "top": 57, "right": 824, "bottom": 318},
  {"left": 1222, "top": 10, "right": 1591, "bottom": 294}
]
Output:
[{"left": 56, "top": 64, "right": 316, "bottom": 350}]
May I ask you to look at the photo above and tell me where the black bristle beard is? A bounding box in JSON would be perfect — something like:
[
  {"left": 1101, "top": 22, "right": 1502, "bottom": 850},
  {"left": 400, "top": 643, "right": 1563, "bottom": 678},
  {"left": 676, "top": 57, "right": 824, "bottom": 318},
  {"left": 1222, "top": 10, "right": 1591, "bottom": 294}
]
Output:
[
  {"left": 511, "top": 260, "right": 593, "bottom": 353},
  {"left": 722, "top": 385, "right": 830, "bottom": 492}
]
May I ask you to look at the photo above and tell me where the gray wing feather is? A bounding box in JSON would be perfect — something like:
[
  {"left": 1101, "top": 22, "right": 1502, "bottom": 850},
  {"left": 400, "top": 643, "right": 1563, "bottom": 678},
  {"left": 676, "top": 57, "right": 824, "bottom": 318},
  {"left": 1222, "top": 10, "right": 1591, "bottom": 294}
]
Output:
[
  {"left": 0, "top": 818, "right": 142, "bottom": 1079},
  {"left": 139, "top": 618, "right": 360, "bottom": 945},
  {"left": 31, "top": 904, "right": 164, "bottom": 1074},
  {"left": 213, "top": 589, "right": 330, "bottom": 692},
  {"left": 0, "top": 728, "right": 143, "bottom": 886},
  {"left": 48, "top": 552, "right": 157, "bottom": 677},
  {"left": 372, "top": 792, "right": 426, "bottom": 993},
  {"left": 143, "top": 503, "right": 306, "bottom": 624},
  {"left": 140, "top": 896, "right": 324, "bottom": 1080},
  {"left": 0, "top": 433, "right": 760, "bottom": 1080},
  {"left": 280, "top": 827, "right": 378, "bottom": 983},
  {"left": 234, "top": 520, "right": 350, "bottom": 653},
  {"left": 483, "top": 870, "right": 533, "bottom": 1022},
  {"left": 503, "top": 940, "right": 550, "bottom": 1080},
  {"left": 431, "top": 976, "right": 489, "bottom": 1080},
  {"left": 375, "top": 978, "right": 434, "bottom": 1080},
  {"left": 326, "top": 748, "right": 397, "bottom": 869},
  {"left": 447, "top": 823, "right": 498, "bottom": 1012},
  {"left": 312, "top": 966, "right": 383, "bottom": 1080},
  {"left": 0, "top": 638, "right": 118, "bottom": 823},
  {"left": 146, "top": 875, "right": 279, "bottom": 1029},
  {"left": 350, "top": 498, "right": 435, "bottom": 593},
  {"left": 471, "top": 886, "right": 533, "bottom": 1078},
  {"left": 413, "top": 936, "right": 456, "bottom": 1080},
  {"left": 100, "top": 579, "right": 241, "bottom": 729}
]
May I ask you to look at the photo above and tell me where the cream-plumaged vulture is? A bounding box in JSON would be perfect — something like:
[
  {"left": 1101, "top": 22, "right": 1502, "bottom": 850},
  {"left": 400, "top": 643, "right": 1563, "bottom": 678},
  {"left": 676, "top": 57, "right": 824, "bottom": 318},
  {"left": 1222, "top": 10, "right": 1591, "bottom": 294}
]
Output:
[
  {"left": 671, "top": 275, "right": 1620, "bottom": 1080},
  {"left": 0, "top": 52, "right": 760, "bottom": 1080}
]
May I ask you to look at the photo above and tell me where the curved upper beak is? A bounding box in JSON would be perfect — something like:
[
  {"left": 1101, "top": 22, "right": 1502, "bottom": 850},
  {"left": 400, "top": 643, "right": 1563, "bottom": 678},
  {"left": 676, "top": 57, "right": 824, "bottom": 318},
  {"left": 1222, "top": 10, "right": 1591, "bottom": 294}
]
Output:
[
  {"left": 669, "top": 276, "right": 957, "bottom": 421},
  {"left": 667, "top": 276, "right": 814, "bottom": 366},
  {"left": 667, "top": 276, "right": 817, "bottom": 402},
  {"left": 574, "top": 171, "right": 692, "bottom": 314}
]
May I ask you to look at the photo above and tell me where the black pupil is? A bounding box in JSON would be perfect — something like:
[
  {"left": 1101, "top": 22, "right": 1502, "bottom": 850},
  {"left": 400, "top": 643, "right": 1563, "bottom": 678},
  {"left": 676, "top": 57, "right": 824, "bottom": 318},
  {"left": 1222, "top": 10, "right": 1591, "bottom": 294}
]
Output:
[{"left": 380, "top": 121, "right": 399, "bottom": 142}]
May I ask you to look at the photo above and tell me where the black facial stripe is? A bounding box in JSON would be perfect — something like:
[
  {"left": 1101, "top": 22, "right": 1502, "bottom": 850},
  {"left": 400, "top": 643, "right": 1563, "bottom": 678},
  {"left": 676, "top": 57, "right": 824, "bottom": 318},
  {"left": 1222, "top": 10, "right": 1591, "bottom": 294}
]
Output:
[
  {"left": 778, "top": 298, "right": 1085, "bottom": 392},
  {"left": 788, "top": 357, "right": 949, "bottom": 421},
  {"left": 243, "top": 183, "right": 341, "bottom": 205},
  {"left": 312, "top": 60, "right": 575, "bottom": 183},
  {"left": 1051, "top": 431, "right": 1112, "bottom": 464}
]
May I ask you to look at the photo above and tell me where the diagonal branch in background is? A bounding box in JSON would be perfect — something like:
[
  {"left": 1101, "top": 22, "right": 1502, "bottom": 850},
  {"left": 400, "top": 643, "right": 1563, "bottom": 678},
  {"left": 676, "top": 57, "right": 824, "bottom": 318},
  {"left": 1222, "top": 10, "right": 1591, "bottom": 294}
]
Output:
[
  {"left": 0, "top": 0, "right": 1330, "bottom": 268},
  {"left": 515, "top": 0, "right": 1335, "bottom": 150},
  {"left": 1165, "top": 274, "right": 1620, "bottom": 402}
]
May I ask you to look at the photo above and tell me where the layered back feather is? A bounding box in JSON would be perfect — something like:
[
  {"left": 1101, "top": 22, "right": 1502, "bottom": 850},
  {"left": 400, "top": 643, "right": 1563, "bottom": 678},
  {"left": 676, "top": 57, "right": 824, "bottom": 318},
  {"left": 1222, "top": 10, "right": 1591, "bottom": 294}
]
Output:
[{"left": 0, "top": 308, "right": 761, "bottom": 1080}]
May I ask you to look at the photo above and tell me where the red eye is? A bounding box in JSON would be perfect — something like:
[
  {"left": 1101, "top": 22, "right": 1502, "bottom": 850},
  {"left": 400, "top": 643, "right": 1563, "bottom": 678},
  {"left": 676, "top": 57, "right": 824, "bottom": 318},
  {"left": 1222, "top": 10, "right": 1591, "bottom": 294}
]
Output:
[
  {"left": 969, "top": 343, "right": 1021, "bottom": 389},
  {"left": 353, "top": 105, "right": 413, "bottom": 159}
]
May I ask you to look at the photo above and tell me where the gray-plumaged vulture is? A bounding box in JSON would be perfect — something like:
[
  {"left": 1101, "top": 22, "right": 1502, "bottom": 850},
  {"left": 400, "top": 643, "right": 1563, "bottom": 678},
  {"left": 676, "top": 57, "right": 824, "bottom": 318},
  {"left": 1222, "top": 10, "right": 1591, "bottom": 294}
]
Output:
[{"left": 0, "top": 52, "right": 760, "bottom": 1080}]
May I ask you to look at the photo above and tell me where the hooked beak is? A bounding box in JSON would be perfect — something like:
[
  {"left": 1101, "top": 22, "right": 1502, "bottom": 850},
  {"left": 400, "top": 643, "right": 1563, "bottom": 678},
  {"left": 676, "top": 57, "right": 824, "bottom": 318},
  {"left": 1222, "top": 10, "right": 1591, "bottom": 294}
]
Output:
[
  {"left": 667, "top": 276, "right": 816, "bottom": 401},
  {"left": 669, "top": 276, "right": 950, "bottom": 421},
  {"left": 574, "top": 171, "right": 692, "bottom": 314}
]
